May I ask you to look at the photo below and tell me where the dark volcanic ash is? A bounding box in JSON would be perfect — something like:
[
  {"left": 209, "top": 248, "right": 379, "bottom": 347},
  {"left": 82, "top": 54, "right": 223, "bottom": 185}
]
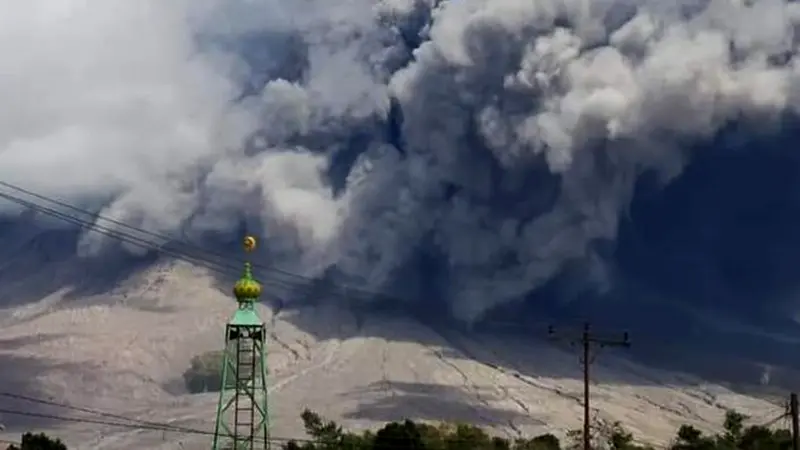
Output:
[{"left": 3, "top": 0, "right": 800, "bottom": 326}]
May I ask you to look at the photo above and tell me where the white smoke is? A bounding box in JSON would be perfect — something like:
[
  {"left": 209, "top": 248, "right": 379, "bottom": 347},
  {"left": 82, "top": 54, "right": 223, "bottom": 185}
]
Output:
[{"left": 2, "top": 0, "right": 800, "bottom": 322}]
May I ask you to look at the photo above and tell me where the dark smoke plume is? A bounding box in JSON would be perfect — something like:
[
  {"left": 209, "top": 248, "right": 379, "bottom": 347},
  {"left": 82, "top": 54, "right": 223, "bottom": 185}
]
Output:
[{"left": 3, "top": 0, "right": 800, "bottom": 326}]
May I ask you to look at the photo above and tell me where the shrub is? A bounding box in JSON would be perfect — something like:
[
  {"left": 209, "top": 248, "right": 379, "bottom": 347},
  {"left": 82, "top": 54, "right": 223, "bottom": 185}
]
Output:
[
  {"left": 182, "top": 347, "right": 264, "bottom": 394},
  {"left": 183, "top": 350, "right": 225, "bottom": 394}
]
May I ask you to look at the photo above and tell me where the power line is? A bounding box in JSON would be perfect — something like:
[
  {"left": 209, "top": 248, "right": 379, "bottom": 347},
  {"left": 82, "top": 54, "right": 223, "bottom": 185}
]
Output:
[
  {"left": 548, "top": 322, "right": 630, "bottom": 450},
  {"left": 0, "top": 182, "right": 791, "bottom": 397},
  {"left": 5, "top": 181, "right": 800, "bottom": 349},
  {"left": 0, "top": 181, "right": 567, "bottom": 345},
  {"left": 0, "top": 180, "right": 675, "bottom": 343},
  {"left": 759, "top": 412, "right": 791, "bottom": 429},
  {"left": 0, "top": 180, "right": 537, "bottom": 332},
  {"left": 0, "top": 186, "right": 370, "bottom": 309},
  {"left": 0, "top": 181, "right": 404, "bottom": 304},
  {"left": 0, "top": 392, "right": 199, "bottom": 436},
  {"left": 0, "top": 188, "right": 349, "bottom": 301},
  {"left": 0, "top": 181, "right": 245, "bottom": 270},
  {"left": 0, "top": 406, "right": 282, "bottom": 450},
  {"left": 3, "top": 389, "right": 534, "bottom": 444},
  {"left": 0, "top": 407, "right": 212, "bottom": 438},
  {"left": 2, "top": 181, "right": 794, "bottom": 447},
  {"left": 0, "top": 405, "right": 536, "bottom": 449},
  {"left": 0, "top": 190, "right": 233, "bottom": 274}
]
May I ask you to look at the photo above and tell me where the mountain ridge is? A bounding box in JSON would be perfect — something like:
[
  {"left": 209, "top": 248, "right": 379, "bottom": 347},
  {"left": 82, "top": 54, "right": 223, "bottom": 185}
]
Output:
[{"left": 0, "top": 252, "right": 786, "bottom": 449}]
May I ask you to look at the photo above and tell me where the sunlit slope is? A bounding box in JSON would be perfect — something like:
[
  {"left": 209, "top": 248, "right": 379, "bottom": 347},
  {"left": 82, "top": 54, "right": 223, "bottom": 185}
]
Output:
[{"left": 0, "top": 260, "right": 782, "bottom": 449}]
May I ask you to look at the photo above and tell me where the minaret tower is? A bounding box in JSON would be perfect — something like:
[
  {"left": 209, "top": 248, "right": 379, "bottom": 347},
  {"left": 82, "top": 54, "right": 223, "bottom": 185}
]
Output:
[{"left": 212, "top": 235, "right": 271, "bottom": 450}]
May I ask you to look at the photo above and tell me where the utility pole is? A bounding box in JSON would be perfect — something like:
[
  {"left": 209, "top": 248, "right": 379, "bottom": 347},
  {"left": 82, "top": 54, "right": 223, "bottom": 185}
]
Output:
[
  {"left": 790, "top": 392, "right": 798, "bottom": 450},
  {"left": 549, "top": 322, "right": 630, "bottom": 450}
]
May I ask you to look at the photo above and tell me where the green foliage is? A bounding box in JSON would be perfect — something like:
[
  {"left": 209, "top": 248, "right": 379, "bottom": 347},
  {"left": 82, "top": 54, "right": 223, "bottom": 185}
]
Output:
[
  {"left": 282, "top": 408, "right": 792, "bottom": 450},
  {"left": 5, "top": 432, "right": 67, "bottom": 450},
  {"left": 3, "top": 405, "right": 791, "bottom": 450},
  {"left": 668, "top": 410, "right": 791, "bottom": 450},
  {"left": 373, "top": 420, "right": 426, "bottom": 450},
  {"left": 284, "top": 409, "right": 563, "bottom": 450},
  {"left": 183, "top": 350, "right": 225, "bottom": 393},
  {"left": 183, "top": 347, "right": 264, "bottom": 394}
]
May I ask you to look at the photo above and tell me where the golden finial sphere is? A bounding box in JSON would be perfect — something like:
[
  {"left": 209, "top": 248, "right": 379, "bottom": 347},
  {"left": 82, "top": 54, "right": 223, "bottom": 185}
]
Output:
[
  {"left": 234, "top": 276, "right": 262, "bottom": 300},
  {"left": 243, "top": 236, "right": 257, "bottom": 253}
]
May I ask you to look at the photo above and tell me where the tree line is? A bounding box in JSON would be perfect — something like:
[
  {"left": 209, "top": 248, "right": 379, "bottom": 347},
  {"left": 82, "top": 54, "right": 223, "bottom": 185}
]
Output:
[
  {"left": 6, "top": 408, "right": 792, "bottom": 450},
  {"left": 280, "top": 409, "right": 791, "bottom": 450}
]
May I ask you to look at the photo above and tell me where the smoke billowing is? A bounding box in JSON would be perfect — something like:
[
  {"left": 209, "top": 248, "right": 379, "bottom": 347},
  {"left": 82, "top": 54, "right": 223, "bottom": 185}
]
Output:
[{"left": 4, "top": 0, "right": 800, "bottom": 324}]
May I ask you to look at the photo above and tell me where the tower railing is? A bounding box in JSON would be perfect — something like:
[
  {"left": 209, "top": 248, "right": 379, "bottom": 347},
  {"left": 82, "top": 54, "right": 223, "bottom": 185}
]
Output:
[{"left": 212, "top": 236, "right": 271, "bottom": 450}]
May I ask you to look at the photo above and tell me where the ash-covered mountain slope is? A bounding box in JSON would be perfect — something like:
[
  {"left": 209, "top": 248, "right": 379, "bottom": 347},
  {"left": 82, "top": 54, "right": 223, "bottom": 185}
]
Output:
[
  {"left": 2, "top": 218, "right": 798, "bottom": 398},
  {"left": 5, "top": 0, "right": 800, "bottom": 446},
  {"left": 0, "top": 254, "right": 786, "bottom": 450}
]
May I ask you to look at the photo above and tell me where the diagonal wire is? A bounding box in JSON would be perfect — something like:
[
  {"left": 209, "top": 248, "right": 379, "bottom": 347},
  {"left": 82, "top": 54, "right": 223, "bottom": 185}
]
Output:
[
  {"left": 0, "top": 181, "right": 246, "bottom": 269},
  {"left": 0, "top": 181, "right": 390, "bottom": 298},
  {"left": 0, "top": 180, "right": 577, "bottom": 333},
  {"left": 0, "top": 190, "right": 322, "bottom": 296},
  {"left": 0, "top": 392, "right": 200, "bottom": 435},
  {"left": 0, "top": 181, "right": 414, "bottom": 306},
  {"left": 0, "top": 404, "right": 523, "bottom": 449}
]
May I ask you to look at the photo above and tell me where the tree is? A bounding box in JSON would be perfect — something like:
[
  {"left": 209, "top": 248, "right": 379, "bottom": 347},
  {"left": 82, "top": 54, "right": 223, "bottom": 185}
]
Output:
[
  {"left": 529, "top": 434, "right": 562, "bottom": 450},
  {"left": 669, "top": 410, "right": 790, "bottom": 450},
  {"left": 672, "top": 424, "right": 722, "bottom": 450},
  {"left": 719, "top": 411, "right": 748, "bottom": 449},
  {"left": 182, "top": 348, "right": 264, "bottom": 394},
  {"left": 296, "top": 409, "right": 369, "bottom": 450},
  {"left": 5, "top": 432, "right": 67, "bottom": 450},
  {"left": 373, "top": 420, "right": 425, "bottom": 450},
  {"left": 601, "top": 421, "right": 654, "bottom": 450},
  {"left": 5, "top": 403, "right": 794, "bottom": 450},
  {"left": 738, "top": 426, "right": 789, "bottom": 450},
  {"left": 515, "top": 434, "right": 561, "bottom": 450},
  {"left": 280, "top": 407, "right": 794, "bottom": 450},
  {"left": 183, "top": 350, "right": 225, "bottom": 393}
]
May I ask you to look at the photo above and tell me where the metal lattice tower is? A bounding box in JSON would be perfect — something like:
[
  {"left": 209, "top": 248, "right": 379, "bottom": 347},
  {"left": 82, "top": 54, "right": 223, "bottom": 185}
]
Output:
[{"left": 212, "top": 236, "right": 270, "bottom": 450}]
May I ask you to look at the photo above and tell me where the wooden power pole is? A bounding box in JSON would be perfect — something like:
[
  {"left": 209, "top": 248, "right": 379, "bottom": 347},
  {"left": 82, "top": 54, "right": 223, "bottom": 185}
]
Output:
[
  {"left": 549, "top": 322, "right": 630, "bottom": 450},
  {"left": 791, "top": 392, "right": 799, "bottom": 450}
]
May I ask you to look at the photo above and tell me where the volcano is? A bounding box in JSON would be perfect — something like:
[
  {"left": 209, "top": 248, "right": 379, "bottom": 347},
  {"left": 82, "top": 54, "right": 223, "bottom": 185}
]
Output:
[{"left": 3, "top": 0, "right": 800, "bottom": 447}]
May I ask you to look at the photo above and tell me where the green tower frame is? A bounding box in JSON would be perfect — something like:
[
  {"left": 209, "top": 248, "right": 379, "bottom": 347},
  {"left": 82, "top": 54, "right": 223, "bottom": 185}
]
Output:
[{"left": 212, "top": 237, "right": 270, "bottom": 450}]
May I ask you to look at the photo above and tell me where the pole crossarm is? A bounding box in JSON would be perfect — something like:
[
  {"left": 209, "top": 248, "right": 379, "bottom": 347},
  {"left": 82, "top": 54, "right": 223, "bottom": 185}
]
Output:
[{"left": 548, "top": 322, "right": 630, "bottom": 450}]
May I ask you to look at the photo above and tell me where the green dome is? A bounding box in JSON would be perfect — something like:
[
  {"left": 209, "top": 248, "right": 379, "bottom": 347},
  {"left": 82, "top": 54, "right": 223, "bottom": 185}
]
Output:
[{"left": 233, "top": 263, "right": 262, "bottom": 300}]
